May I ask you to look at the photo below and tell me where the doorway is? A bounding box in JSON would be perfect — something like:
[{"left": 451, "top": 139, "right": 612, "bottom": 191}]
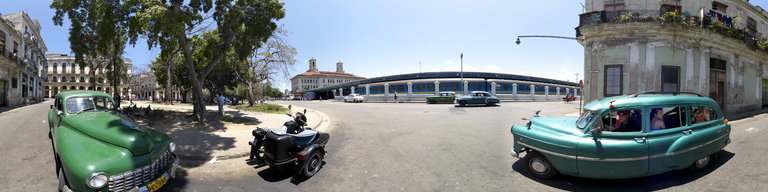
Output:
[
  {"left": 0, "top": 79, "right": 5, "bottom": 107},
  {"left": 710, "top": 58, "right": 727, "bottom": 111},
  {"left": 763, "top": 79, "right": 768, "bottom": 108}
]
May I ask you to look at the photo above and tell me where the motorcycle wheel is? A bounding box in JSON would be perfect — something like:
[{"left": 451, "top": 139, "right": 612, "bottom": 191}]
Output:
[
  {"left": 301, "top": 150, "right": 323, "bottom": 177},
  {"left": 249, "top": 142, "right": 265, "bottom": 162}
]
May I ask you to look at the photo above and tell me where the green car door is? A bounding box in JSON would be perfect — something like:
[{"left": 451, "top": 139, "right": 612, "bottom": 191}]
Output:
[
  {"left": 646, "top": 105, "right": 729, "bottom": 174},
  {"left": 577, "top": 109, "right": 649, "bottom": 179}
]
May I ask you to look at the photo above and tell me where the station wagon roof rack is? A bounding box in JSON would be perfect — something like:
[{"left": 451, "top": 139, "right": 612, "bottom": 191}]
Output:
[{"left": 627, "top": 91, "right": 703, "bottom": 98}]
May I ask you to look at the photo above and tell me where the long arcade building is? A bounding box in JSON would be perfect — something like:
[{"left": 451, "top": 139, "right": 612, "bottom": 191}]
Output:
[{"left": 298, "top": 71, "right": 581, "bottom": 102}]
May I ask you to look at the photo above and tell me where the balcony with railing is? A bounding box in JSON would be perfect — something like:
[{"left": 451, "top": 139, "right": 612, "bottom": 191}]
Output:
[{"left": 578, "top": 9, "right": 768, "bottom": 53}]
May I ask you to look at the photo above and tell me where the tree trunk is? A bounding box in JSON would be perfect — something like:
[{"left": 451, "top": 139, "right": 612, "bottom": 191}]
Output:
[
  {"left": 247, "top": 81, "right": 255, "bottom": 107},
  {"left": 165, "top": 58, "right": 173, "bottom": 105}
]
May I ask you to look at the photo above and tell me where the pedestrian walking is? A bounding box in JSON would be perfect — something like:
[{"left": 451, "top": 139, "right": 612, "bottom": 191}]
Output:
[
  {"left": 394, "top": 92, "right": 398, "bottom": 103},
  {"left": 218, "top": 93, "right": 226, "bottom": 116}
]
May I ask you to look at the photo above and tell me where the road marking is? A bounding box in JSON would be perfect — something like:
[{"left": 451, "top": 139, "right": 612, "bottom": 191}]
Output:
[{"left": 746, "top": 127, "right": 761, "bottom": 133}]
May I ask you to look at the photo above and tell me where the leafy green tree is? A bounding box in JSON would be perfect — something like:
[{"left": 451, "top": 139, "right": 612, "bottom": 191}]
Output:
[
  {"left": 51, "top": 0, "right": 130, "bottom": 105},
  {"left": 53, "top": 0, "right": 285, "bottom": 123}
]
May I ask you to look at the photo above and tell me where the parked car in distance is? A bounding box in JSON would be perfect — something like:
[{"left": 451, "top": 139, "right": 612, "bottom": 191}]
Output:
[
  {"left": 49, "top": 91, "right": 179, "bottom": 191},
  {"left": 510, "top": 92, "right": 731, "bottom": 179},
  {"left": 563, "top": 93, "right": 576, "bottom": 103},
  {"left": 426, "top": 91, "right": 457, "bottom": 104},
  {"left": 454, "top": 91, "right": 499, "bottom": 107},
  {"left": 343, "top": 94, "right": 365, "bottom": 103}
]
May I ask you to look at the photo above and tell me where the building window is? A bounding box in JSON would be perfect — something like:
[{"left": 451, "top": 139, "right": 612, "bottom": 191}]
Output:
[
  {"left": 604, "top": 65, "right": 623, "bottom": 97},
  {"left": 0, "top": 31, "right": 5, "bottom": 53},
  {"left": 53, "top": 63, "right": 58, "bottom": 73},
  {"left": 604, "top": 0, "right": 625, "bottom": 11},
  {"left": 427, "top": 84, "right": 435, "bottom": 91},
  {"left": 70, "top": 77, "right": 75, "bottom": 82},
  {"left": 449, "top": 83, "right": 458, "bottom": 90},
  {"left": 440, "top": 84, "right": 447, "bottom": 91},
  {"left": 397, "top": 85, "right": 405, "bottom": 92},
  {"left": 712, "top": 1, "right": 728, "bottom": 13},
  {"left": 61, "top": 76, "right": 67, "bottom": 82},
  {"left": 747, "top": 17, "right": 757, "bottom": 34},
  {"left": 661, "top": 66, "right": 680, "bottom": 92},
  {"left": 416, "top": 84, "right": 424, "bottom": 91},
  {"left": 71, "top": 63, "right": 76, "bottom": 73},
  {"left": 62, "top": 63, "right": 67, "bottom": 73},
  {"left": 660, "top": 0, "right": 681, "bottom": 15},
  {"left": 80, "top": 77, "right": 85, "bottom": 82},
  {"left": 52, "top": 77, "right": 57, "bottom": 82},
  {"left": 12, "top": 77, "right": 18, "bottom": 88}
]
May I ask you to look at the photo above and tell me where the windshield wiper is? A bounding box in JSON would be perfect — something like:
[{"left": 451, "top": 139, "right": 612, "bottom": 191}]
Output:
[{"left": 77, "top": 107, "right": 96, "bottom": 114}]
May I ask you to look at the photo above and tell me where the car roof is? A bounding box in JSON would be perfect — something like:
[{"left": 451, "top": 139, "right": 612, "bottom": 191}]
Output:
[
  {"left": 56, "top": 91, "right": 112, "bottom": 100},
  {"left": 584, "top": 93, "right": 719, "bottom": 112},
  {"left": 439, "top": 91, "right": 455, "bottom": 94},
  {"left": 470, "top": 91, "right": 490, "bottom": 94}
]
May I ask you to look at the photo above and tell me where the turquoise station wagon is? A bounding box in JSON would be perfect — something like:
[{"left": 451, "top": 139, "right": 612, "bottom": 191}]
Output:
[{"left": 510, "top": 92, "right": 731, "bottom": 179}]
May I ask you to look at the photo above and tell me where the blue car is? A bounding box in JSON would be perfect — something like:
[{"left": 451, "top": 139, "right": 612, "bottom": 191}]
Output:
[{"left": 454, "top": 91, "right": 500, "bottom": 107}]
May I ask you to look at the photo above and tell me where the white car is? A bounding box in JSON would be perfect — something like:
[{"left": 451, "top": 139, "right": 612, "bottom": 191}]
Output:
[{"left": 343, "top": 94, "right": 365, "bottom": 103}]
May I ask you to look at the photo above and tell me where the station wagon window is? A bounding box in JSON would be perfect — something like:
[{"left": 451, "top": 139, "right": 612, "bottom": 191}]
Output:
[
  {"left": 690, "top": 106, "right": 718, "bottom": 124},
  {"left": 597, "top": 109, "right": 642, "bottom": 133},
  {"left": 66, "top": 96, "right": 115, "bottom": 114},
  {"left": 649, "top": 106, "right": 687, "bottom": 131}
]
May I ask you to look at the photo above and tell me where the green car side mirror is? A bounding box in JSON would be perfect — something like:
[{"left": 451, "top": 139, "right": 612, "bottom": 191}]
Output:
[
  {"left": 592, "top": 127, "right": 603, "bottom": 135},
  {"left": 57, "top": 110, "right": 64, "bottom": 116}
]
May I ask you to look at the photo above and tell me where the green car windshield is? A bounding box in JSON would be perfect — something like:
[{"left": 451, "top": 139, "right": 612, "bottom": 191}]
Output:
[
  {"left": 576, "top": 110, "right": 597, "bottom": 129},
  {"left": 66, "top": 96, "right": 116, "bottom": 114}
]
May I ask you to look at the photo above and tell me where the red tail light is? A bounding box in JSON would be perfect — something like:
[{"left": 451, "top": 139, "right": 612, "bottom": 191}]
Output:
[
  {"left": 296, "top": 152, "right": 306, "bottom": 160},
  {"left": 252, "top": 130, "right": 258, "bottom": 137}
]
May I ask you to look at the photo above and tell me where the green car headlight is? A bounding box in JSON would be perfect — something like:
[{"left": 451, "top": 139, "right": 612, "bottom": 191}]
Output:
[
  {"left": 86, "top": 172, "right": 108, "bottom": 189},
  {"left": 169, "top": 142, "right": 176, "bottom": 153}
]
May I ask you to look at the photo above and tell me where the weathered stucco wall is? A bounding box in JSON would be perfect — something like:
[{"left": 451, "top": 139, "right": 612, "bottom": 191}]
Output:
[{"left": 581, "top": 22, "right": 768, "bottom": 115}]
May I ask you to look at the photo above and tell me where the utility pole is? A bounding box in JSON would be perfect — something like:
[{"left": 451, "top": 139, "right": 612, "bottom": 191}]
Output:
[{"left": 460, "top": 53, "right": 463, "bottom": 93}]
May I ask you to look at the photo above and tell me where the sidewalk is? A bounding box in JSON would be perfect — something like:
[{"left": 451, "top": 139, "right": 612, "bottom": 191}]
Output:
[{"left": 129, "top": 101, "right": 331, "bottom": 162}]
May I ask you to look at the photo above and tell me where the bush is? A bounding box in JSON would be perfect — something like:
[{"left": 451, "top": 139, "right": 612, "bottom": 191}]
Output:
[{"left": 233, "top": 104, "right": 288, "bottom": 114}]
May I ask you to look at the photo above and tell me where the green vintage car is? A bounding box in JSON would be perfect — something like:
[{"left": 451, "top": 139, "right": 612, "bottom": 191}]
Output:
[
  {"left": 426, "top": 91, "right": 457, "bottom": 104},
  {"left": 510, "top": 92, "right": 731, "bottom": 179},
  {"left": 48, "top": 91, "right": 179, "bottom": 191}
]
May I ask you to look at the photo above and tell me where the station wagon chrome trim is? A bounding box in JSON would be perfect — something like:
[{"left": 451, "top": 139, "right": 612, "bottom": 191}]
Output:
[{"left": 517, "top": 133, "right": 728, "bottom": 162}]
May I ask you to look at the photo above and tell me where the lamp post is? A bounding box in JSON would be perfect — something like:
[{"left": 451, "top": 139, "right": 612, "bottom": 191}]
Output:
[
  {"left": 460, "top": 53, "right": 463, "bottom": 92},
  {"left": 515, "top": 35, "right": 577, "bottom": 45}
]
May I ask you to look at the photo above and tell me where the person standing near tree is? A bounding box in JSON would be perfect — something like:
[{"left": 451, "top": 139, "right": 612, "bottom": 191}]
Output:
[{"left": 218, "top": 93, "right": 226, "bottom": 116}]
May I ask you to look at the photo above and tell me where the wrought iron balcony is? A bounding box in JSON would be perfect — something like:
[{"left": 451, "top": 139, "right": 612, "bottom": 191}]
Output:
[{"left": 578, "top": 9, "right": 768, "bottom": 53}]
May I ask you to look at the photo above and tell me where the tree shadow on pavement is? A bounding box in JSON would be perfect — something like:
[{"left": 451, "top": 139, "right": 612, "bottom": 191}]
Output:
[
  {"left": 511, "top": 150, "right": 735, "bottom": 191},
  {"left": 160, "top": 167, "right": 190, "bottom": 192},
  {"left": 134, "top": 110, "right": 258, "bottom": 168}
]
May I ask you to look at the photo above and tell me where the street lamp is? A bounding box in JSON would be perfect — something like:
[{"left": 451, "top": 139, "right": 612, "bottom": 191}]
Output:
[{"left": 515, "top": 35, "right": 577, "bottom": 45}]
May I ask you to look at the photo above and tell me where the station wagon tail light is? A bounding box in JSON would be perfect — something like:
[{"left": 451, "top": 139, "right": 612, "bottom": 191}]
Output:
[
  {"left": 724, "top": 119, "right": 728, "bottom": 125},
  {"left": 297, "top": 152, "right": 306, "bottom": 161}
]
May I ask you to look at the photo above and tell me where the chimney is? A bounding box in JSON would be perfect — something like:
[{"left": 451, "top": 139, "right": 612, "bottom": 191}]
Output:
[
  {"left": 336, "top": 61, "right": 344, "bottom": 73},
  {"left": 308, "top": 58, "right": 318, "bottom": 72}
]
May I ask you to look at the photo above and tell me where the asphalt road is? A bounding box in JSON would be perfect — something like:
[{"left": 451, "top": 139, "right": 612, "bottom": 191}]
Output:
[{"left": 3, "top": 100, "right": 768, "bottom": 191}]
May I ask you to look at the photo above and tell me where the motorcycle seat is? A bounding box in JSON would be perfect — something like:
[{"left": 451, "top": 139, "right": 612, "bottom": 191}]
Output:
[{"left": 289, "top": 130, "right": 317, "bottom": 148}]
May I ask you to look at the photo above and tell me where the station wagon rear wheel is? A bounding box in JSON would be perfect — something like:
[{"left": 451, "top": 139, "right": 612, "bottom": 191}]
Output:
[
  {"left": 524, "top": 151, "right": 558, "bottom": 179},
  {"left": 690, "top": 154, "right": 715, "bottom": 172}
]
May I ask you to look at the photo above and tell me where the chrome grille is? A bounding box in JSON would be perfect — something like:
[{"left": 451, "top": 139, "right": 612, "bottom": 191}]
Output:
[{"left": 108, "top": 150, "right": 172, "bottom": 192}]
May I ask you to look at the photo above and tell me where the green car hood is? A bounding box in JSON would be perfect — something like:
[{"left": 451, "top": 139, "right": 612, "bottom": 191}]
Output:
[
  {"left": 62, "top": 111, "right": 154, "bottom": 156},
  {"left": 528, "top": 116, "right": 583, "bottom": 136}
]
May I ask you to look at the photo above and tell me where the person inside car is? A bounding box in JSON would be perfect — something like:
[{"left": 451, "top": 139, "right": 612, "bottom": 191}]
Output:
[
  {"left": 694, "top": 107, "right": 711, "bottom": 123},
  {"left": 613, "top": 110, "right": 637, "bottom": 132},
  {"left": 650, "top": 108, "right": 666, "bottom": 131}
]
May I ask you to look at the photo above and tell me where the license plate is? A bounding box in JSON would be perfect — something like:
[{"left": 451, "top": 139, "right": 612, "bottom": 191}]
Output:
[{"left": 146, "top": 174, "right": 167, "bottom": 192}]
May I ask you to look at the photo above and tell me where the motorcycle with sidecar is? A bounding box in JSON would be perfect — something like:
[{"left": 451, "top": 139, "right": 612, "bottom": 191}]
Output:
[{"left": 248, "top": 109, "right": 330, "bottom": 177}]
